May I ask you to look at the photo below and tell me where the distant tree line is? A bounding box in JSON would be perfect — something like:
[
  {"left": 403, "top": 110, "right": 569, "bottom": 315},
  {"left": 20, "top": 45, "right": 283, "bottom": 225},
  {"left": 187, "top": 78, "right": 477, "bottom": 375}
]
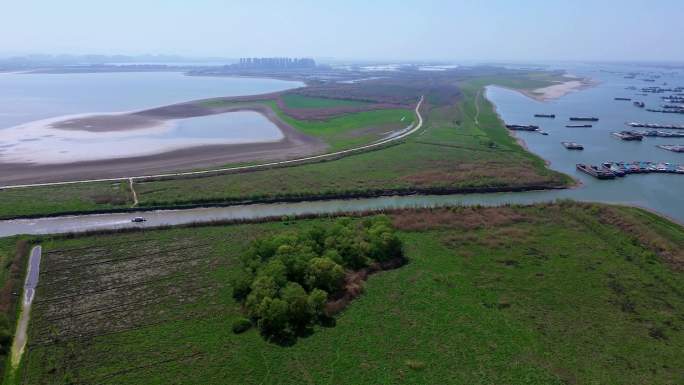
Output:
[{"left": 231, "top": 216, "right": 403, "bottom": 342}]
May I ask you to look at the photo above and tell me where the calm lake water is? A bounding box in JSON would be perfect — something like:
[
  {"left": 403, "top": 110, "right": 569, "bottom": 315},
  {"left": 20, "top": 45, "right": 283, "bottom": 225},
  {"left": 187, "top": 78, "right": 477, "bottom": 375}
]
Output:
[
  {"left": 0, "top": 72, "right": 301, "bottom": 163},
  {"left": 486, "top": 64, "right": 684, "bottom": 222}
]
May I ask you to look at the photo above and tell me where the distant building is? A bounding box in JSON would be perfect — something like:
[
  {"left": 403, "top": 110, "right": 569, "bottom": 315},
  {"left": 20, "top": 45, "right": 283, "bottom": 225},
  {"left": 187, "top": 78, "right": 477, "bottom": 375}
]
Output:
[{"left": 235, "top": 57, "right": 316, "bottom": 69}]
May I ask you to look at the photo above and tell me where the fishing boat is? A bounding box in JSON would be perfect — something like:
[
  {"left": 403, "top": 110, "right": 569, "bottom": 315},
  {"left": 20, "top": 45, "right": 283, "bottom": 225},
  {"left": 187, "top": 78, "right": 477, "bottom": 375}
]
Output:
[{"left": 561, "top": 142, "right": 584, "bottom": 150}]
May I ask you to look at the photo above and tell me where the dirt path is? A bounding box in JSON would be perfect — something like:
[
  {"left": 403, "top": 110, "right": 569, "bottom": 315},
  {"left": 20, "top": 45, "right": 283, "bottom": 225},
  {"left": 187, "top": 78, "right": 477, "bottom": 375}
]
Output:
[
  {"left": 129, "top": 178, "right": 139, "bottom": 207},
  {"left": 10, "top": 245, "right": 42, "bottom": 369},
  {"left": 474, "top": 89, "right": 482, "bottom": 127}
]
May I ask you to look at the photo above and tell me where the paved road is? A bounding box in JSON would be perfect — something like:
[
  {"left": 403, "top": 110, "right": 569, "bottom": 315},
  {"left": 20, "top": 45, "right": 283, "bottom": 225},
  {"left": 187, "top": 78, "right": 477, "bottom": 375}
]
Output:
[{"left": 1, "top": 96, "right": 424, "bottom": 190}]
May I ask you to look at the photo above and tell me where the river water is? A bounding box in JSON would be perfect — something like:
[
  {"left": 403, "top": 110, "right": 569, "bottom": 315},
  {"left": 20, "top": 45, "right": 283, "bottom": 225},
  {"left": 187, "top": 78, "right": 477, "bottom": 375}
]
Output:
[
  {"left": 1, "top": 64, "right": 682, "bottom": 237},
  {"left": 486, "top": 63, "right": 684, "bottom": 221}
]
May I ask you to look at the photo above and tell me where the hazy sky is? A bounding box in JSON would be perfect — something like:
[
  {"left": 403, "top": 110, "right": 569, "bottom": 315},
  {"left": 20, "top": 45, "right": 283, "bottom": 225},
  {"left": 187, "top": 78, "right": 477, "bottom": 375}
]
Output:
[{"left": 2, "top": 0, "right": 683, "bottom": 62}]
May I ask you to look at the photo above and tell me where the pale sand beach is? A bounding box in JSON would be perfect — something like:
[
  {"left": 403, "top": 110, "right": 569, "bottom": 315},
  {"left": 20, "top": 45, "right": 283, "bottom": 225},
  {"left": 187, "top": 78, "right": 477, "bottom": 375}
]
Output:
[{"left": 523, "top": 78, "right": 596, "bottom": 102}]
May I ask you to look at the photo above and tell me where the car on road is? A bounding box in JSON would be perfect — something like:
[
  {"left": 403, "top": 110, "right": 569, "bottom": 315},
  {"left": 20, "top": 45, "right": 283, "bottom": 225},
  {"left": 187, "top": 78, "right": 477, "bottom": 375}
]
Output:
[{"left": 131, "top": 217, "right": 146, "bottom": 223}]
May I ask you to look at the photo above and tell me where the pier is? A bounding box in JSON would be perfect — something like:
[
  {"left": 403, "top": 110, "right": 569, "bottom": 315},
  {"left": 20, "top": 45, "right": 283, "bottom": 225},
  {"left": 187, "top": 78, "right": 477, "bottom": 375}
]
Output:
[{"left": 577, "top": 161, "right": 684, "bottom": 180}]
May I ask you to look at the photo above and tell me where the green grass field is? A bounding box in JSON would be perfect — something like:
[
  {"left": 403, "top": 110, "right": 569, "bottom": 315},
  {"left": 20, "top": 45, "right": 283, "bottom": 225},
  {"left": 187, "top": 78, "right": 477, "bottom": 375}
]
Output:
[
  {"left": 280, "top": 94, "right": 372, "bottom": 109},
  {"left": 10, "top": 203, "right": 684, "bottom": 384},
  {"left": 268, "top": 100, "right": 414, "bottom": 151},
  {"left": 0, "top": 181, "right": 132, "bottom": 219}
]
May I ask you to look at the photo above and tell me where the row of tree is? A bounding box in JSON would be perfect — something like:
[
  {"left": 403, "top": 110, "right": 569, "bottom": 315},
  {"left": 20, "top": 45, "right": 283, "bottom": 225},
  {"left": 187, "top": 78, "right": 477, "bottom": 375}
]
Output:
[{"left": 231, "top": 216, "right": 403, "bottom": 341}]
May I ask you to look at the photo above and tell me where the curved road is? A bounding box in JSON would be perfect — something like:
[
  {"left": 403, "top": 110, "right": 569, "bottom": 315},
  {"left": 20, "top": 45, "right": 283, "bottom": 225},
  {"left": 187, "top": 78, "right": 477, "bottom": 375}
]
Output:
[{"left": 1, "top": 96, "right": 424, "bottom": 190}]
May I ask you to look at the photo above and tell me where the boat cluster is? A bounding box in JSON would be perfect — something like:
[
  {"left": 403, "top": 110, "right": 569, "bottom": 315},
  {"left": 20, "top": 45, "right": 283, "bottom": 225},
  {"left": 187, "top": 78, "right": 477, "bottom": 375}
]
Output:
[
  {"left": 627, "top": 122, "right": 684, "bottom": 129},
  {"left": 577, "top": 161, "right": 684, "bottom": 179}
]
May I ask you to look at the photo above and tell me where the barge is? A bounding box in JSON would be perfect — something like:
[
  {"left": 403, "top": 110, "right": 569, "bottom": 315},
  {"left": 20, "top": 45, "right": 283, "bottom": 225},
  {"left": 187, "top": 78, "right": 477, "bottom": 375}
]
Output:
[
  {"left": 566, "top": 124, "right": 593, "bottom": 128},
  {"left": 612, "top": 131, "right": 644, "bottom": 141},
  {"left": 627, "top": 122, "right": 684, "bottom": 129},
  {"left": 636, "top": 130, "right": 684, "bottom": 138},
  {"left": 570, "top": 117, "right": 599, "bottom": 121},
  {"left": 561, "top": 141, "right": 584, "bottom": 150},
  {"left": 657, "top": 145, "right": 684, "bottom": 153},
  {"left": 506, "top": 124, "right": 539, "bottom": 131},
  {"left": 534, "top": 114, "right": 555, "bottom": 118},
  {"left": 614, "top": 97, "right": 632, "bottom": 101},
  {"left": 576, "top": 164, "right": 616, "bottom": 179}
]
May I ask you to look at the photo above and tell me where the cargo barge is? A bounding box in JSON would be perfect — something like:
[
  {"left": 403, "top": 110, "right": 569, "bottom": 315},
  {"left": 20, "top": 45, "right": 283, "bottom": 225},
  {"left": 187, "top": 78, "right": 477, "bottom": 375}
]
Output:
[
  {"left": 627, "top": 122, "right": 684, "bottom": 129},
  {"left": 561, "top": 142, "right": 584, "bottom": 150},
  {"left": 635, "top": 130, "right": 684, "bottom": 138},
  {"left": 570, "top": 117, "right": 599, "bottom": 121},
  {"left": 656, "top": 145, "right": 684, "bottom": 153},
  {"left": 576, "top": 164, "right": 616, "bottom": 179},
  {"left": 505, "top": 124, "right": 539, "bottom": 131},
  {"left": 612, "top": 131, "right": 644, "bottom": 141}
]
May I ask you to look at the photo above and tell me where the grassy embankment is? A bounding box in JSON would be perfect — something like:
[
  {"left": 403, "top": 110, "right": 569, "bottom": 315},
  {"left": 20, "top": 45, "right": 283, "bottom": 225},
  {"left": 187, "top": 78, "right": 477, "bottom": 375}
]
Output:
[
  {"left": 0, "top": 239, "right": 30, "bottom": 383},
  {"left": 0, "top": 76, "right": 570, "bottom": 219},
  {"left": 10, "top": 202, "right": 684, "bottom": 384}
]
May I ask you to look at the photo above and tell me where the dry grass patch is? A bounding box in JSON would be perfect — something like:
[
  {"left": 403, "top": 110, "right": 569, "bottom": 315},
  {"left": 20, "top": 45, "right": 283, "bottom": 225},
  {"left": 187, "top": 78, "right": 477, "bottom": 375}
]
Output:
[{"left": 391, "top": 207, "right": 531, "bottom": 231}]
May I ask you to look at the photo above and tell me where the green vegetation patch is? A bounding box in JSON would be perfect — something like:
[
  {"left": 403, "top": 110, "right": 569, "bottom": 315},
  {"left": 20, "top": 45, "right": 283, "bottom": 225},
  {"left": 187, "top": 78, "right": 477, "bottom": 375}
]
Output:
[
  {"left": 12, "top": 203, "right": 684, "bottom": 384},
  {"left": 270, "top": 100, "right": 413, "bottom": 151},
  {"left": 232, "top": 216, "right": 403, "bottom": 342},
  {"left": 0, "top": 182, "right": 131, "bottom": 219},
  {"left": 281, "top": 94, "right": 372, "bottom": 109}
]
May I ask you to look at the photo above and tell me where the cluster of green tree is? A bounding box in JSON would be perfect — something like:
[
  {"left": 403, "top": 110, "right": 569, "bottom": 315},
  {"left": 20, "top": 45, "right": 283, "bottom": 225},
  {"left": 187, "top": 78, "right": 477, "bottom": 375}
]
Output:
[{"left": 231, "top": 216, "right": 403, "bottom": 341}]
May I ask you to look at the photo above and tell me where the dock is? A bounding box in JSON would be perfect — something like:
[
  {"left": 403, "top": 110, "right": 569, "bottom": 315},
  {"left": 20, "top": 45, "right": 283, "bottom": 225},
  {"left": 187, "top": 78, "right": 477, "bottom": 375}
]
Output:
[{"left": 577, "top": 161, "right": 684, "bottom": 180}]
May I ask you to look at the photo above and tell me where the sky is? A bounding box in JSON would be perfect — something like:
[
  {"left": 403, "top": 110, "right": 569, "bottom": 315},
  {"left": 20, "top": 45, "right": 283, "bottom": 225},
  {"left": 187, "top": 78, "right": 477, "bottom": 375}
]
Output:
[{"left": 2, "top": 0, "right": 683, "bottom": 62}]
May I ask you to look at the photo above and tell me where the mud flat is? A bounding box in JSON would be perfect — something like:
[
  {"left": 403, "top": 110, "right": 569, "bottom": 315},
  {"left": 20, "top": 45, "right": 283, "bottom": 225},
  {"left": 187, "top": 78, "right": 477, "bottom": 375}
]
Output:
[{"left": 0, "top": 98, "right": 326, "bottom": 185}]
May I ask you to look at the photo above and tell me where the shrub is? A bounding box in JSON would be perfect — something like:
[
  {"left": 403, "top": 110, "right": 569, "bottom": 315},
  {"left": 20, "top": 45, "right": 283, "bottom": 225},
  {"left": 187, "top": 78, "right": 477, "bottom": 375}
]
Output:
[{"left": 232, "top": 318, "right": 252, "bottom": 334}]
